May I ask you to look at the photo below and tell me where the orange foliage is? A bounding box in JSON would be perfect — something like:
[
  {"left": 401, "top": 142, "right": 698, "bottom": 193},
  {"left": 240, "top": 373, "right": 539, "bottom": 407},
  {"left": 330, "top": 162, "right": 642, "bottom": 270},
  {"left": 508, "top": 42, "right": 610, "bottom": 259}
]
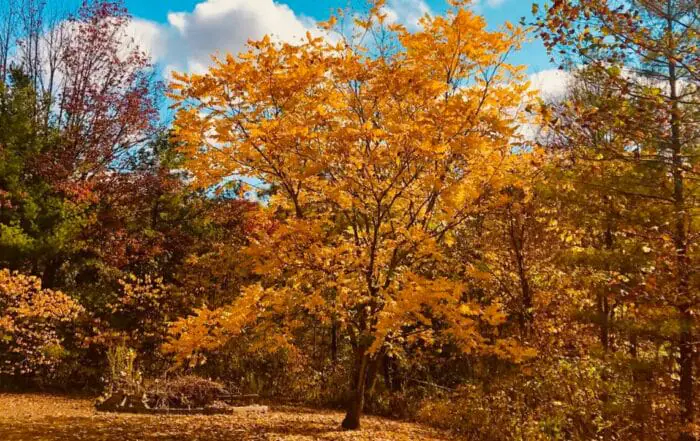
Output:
[
  {"left": 0, "top": 269, "right": 83, "bottom": 376},
  {"left": 164, "top": 4, "right": 536, "bottom": 426}
]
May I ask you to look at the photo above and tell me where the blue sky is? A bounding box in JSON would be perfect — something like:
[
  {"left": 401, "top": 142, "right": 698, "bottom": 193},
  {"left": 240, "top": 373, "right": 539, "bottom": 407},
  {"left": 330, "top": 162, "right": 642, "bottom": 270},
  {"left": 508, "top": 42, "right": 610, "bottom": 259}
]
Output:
[{"left": 118, "top": 0, "right": 556, "bottom": 76}]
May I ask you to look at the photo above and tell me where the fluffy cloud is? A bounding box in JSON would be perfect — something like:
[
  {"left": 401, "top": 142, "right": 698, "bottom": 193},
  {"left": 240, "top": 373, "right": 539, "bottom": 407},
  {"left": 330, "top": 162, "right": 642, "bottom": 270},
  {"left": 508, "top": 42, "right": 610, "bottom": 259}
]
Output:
[
  {"left": 529, "top": 69, "right": 571, "bottom": 101},
  {"left": 380, "top": 0, "right": 508, "bottom": 30},
  {"left": 381, "top": 0, "right": 431, "bottom": 30},
  {"left": 513, "top": 69, "right": 571, "bottom": 142},
  {"left": 127, "top": 0, "right": 317, "bottom": 77},
  {"left": 126, "top": 0, "right": 521, "bottom": 80},
  {"left": 126, "top": 18, "right": 167, "bottom": 60}
]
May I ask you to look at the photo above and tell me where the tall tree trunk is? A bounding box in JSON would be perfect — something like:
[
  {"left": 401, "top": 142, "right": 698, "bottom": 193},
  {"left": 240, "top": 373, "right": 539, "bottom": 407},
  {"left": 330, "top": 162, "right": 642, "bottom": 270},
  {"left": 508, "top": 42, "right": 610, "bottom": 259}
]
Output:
[
  {"left": 42, "top": 257, "right": 61, "bottom": 289},
  {"left": 599, "top": 217, "right": 615, "bottom": 352},
  {"left": 597, "top": 292, "right": 611, "bottom": 352},
  {"left": 331, "top": 322, "right": 338, "bottom": 362},
  {"left": 508, "top": 212, "right": 532, "bottom": 333},
  {"left": 680, "top": 306, "right": 694, "bottom": 441},
  {"left": 667, "top": 20, "right": 694, "bottom": 440},
  {"left": 515, "top": 246, "right": 532, "bottom": 331},
  {"left": 342, "top": 348, "right": 370, "bottom": 430},
  {"left": 629, "top": 332, "right": 651, "bottom": 439},
  {"left": 383, "top": 355, "right": 392, "bottom": 390},
  {"left": 365, "top": 351, "right": 381, "bottom": 401}
]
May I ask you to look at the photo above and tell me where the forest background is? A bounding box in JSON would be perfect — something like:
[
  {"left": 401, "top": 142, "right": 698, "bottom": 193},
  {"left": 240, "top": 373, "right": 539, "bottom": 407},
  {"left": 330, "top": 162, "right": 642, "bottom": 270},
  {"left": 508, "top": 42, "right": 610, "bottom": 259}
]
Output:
[{"left": 0, "top": 0, "right": 698, "bottom": 439}]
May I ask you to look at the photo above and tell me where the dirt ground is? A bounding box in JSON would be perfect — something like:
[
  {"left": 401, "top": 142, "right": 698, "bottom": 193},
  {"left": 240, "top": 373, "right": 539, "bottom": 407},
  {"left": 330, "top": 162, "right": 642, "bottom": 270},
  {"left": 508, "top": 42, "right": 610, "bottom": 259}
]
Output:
[{"left": 0, "top": 393, "right": 455, "bottom": 441}]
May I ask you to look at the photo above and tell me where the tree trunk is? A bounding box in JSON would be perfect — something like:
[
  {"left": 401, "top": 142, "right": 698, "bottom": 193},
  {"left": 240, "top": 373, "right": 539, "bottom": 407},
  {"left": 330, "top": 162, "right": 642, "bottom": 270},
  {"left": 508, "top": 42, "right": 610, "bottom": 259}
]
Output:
[
  {"left": 383, "top": 355, "right": 392, "bottom": 390},
  {"left": 331, "top": 322, "right": 338, "bottom": 362},
  {"left": 342, "top": 349, "right": 370, "bottom": 430},
  {"left": 599, "top": 220, "right": 615, "bottom": 352},
  {"left": 667, "top": 25, "right": 694, "bottom": 440},
  {"left": 42, "top": 257, "right": 61, "bottom": 289},
  {"left": 508, "top": 211, "right": 533, "bottom": 333},
  {"left": 680, "top": 307, "right": 694, "bottom": 441},
  {"left": 598, "top": 293, "right": 610, "bottom": 352}
]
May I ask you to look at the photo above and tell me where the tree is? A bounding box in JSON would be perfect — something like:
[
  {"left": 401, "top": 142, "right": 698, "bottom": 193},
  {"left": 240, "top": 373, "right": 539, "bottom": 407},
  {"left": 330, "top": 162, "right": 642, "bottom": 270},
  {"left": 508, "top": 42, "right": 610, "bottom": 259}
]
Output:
[
  {"left": 534, "top": 1, "right": 699, "bottom": 438},
  {"left": 449, "top": 155, "right": 554, "bottom": 339},
  {"left": 0, "top": 68, "right": 89, "bottom": 286},
  {"left": 165, "top": 0, "right": 535, "bottom": 429},
  {"left": 53, "top": 0, "right": 159, "bottom": 185},
  {"left": 0, "top": 0, "right": 160, "bottom": 288}
]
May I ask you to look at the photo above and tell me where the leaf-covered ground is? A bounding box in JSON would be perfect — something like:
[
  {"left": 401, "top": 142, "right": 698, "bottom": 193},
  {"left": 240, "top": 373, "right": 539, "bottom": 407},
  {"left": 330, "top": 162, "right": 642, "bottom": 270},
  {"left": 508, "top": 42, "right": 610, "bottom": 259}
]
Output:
[{"left": 0, "top": 394, "right": 454, "bottom": 441}]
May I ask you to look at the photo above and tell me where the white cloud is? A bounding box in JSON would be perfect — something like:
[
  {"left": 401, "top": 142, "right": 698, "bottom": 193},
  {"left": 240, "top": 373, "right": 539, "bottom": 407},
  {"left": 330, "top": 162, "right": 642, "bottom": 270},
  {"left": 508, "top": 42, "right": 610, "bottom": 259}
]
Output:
[
  {"left": 378, "top": 0, "right": 506, "bottom": 30},
  {"left": 125, "top": 0, "right": 318, "bottom": 78},
  {"left": 126, "top": 18, "right": 167, "bottom": 60},
  {"left": 529, "top": 69, "right": 571, "bottom": 101},
  {"left": 468, "top": 0, "right": 509, "bottom": 12},
  {"left": 512, "top": 69, "right": 571, "bottom": 143},
  {"left": 381, "top": 0, "right": 431, "bottom": 30},
  {"left": 123, "top": 0, "right": 525, "bottom": 81}
]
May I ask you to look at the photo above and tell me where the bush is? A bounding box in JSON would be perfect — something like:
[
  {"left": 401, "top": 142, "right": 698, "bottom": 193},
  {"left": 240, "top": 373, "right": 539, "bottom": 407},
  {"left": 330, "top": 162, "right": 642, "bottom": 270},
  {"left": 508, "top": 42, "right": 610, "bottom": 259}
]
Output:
[
  {"left": 147, "top": 375, "right": 231, "bottom": 409},
  {"left": 0, "top": 269, "right": 84, "bottom": 383},
  {"left": 415, "top": 356, "right": 671, "bottom": 441}
]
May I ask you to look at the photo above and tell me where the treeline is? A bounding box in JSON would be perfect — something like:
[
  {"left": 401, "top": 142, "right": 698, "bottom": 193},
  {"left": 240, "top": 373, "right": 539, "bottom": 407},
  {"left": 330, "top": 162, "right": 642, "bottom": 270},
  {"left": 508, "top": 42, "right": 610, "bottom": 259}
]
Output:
[
  {"left": 0, "top": 0, "right": 252, "bottom": 383},
  {"left": 0, "top": 1, "right": 698, "bottom": 440}
]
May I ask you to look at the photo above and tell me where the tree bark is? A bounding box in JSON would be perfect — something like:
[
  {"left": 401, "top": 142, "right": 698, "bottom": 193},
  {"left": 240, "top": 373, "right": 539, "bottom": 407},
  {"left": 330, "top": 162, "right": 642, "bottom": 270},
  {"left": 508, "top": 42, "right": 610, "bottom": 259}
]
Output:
[
  {"left": 365, "top": 354, "right": 380, "bottom": 401},
  {"left": 599, "top": 219, "right": 615, "bottom": 352},
  {"left": 680, "top": 307, "right": 694, "bottom": 441},
  {"left": 331, "top": 322, "right": 338, "bottom": 362},
  {"left": 598, "top": 292, "right": 610, "bottom": 352},
  {"left": 42, "top": 257, "right": 61, "bottom": 289},
  {"left": 666, "top": 14, "right": 694, "bottom": 438},
  {"left": 342, "top": 348, "right": 370, "bottom": 430},
  {"left": 508, "top": 210, "right": 533, "bottom": 333}
]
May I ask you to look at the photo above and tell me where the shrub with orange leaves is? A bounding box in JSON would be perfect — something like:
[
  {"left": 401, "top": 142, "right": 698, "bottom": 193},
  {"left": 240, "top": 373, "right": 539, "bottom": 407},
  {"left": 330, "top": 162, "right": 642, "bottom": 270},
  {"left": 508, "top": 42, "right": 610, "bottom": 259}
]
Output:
[{"left": 0, "top": 269, "right": 84, "bottom": 380}]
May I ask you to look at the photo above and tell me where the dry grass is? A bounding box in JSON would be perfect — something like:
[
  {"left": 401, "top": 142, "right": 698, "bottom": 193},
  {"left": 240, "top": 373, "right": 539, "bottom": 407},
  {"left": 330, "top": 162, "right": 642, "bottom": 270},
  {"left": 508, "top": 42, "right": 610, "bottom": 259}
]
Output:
[{"left": 0, "top": 393, "right": 455, "bottom": 441}]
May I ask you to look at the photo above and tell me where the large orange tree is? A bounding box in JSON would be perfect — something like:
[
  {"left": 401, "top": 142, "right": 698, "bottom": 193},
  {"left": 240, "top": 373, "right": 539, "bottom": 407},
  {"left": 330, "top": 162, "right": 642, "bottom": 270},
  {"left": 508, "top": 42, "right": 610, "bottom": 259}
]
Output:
[{"left": 165, "top": 0, "right": 534, "bottom": 429}]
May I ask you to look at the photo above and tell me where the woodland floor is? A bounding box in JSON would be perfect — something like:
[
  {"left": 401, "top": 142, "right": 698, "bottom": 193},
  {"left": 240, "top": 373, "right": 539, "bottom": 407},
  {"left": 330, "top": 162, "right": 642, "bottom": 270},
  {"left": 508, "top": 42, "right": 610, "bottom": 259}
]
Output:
[{"left": 0, "top": 393, "right": 454, "bottom": 441}]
